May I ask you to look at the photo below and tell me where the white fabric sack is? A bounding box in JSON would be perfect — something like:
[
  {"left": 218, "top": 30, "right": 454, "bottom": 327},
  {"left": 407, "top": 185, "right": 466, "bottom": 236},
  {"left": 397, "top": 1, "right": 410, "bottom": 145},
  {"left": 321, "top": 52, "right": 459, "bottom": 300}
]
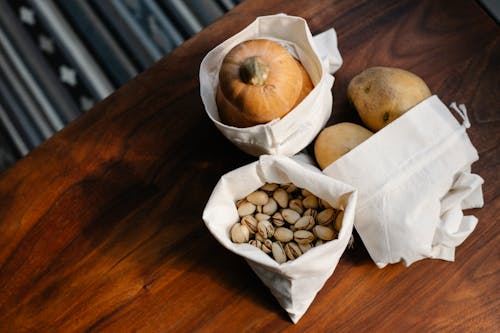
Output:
[
  {"left": 323, "top": 95, "right": 484, "bottom": 268},
  {"left": 202, "top": 155, "right": 357, "bottom": 323},
  {"left": 199, "top": 14, "right": 342, "bottom": 156}
]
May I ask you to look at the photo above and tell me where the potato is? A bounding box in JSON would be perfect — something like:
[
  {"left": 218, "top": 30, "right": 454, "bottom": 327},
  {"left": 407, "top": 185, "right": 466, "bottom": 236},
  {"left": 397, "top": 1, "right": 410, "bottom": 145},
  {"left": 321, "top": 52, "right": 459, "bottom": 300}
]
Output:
[
  {"left": 314, "top": 122, "right": 373, "bottom": 170},
  {"left": 347, "top": 66, "right": 431, "bottom": 131}
]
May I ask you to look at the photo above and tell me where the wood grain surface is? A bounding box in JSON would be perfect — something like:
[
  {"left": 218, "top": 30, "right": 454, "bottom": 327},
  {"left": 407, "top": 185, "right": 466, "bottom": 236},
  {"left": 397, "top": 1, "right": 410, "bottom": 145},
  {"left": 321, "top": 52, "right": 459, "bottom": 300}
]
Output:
[{"left": 0, "top": 0, "right": 498, "bottom": 332}]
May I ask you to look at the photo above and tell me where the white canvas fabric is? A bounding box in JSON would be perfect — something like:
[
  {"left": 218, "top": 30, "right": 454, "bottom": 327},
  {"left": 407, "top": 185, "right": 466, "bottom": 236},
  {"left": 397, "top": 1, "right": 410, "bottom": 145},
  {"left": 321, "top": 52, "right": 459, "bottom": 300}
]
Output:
[
  {"left": 202, "top": 155, "right": 357, "bottom": 323},
  {"left": 199, "top": 14, "right": 342, "bottom": 156},
  {"left": 323, "top": 95, "right": 484, "bottom": 268}
]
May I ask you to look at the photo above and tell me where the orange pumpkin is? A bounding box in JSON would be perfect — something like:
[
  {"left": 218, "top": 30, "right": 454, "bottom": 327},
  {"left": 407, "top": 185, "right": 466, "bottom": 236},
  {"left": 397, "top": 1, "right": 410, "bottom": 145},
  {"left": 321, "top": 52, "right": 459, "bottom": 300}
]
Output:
[{"left": 217, "top": 39, "right": 313, "bottom": 128}]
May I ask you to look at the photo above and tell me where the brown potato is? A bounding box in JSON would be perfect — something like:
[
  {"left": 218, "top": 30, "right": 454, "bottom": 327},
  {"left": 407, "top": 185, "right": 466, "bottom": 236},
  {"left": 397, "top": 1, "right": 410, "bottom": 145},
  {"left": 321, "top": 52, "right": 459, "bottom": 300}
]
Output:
[
  {"left": 314, "top": 122, "right": 373, "bottom": 170},
  {"left": 347, "top": 66, "right": 431, "bottom": 131}
]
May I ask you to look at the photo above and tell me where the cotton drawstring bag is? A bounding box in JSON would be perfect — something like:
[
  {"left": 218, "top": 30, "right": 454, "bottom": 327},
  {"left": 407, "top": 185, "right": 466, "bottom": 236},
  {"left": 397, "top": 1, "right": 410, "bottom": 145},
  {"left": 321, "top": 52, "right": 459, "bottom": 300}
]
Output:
[
  {"left": 203, "top": 155, "right": 357, "bottom": 322},
  {"left": 322, "top": 95, "right": 484, "bottom": 268},
  {"left": 199, "top": 14, "right": 343, "bottom": 156}
]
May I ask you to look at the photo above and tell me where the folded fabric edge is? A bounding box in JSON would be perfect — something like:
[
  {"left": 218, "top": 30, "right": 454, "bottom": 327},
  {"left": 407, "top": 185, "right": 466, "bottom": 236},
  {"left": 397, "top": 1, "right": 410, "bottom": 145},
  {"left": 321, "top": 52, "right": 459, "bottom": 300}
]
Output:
[{"left": 311, "top": 28, "right": 343, "bottom": 74}]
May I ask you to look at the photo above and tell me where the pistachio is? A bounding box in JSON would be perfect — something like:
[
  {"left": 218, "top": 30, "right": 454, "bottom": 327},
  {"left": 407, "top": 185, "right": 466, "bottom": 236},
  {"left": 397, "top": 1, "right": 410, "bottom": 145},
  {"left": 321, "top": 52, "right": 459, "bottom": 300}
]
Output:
[
  {"left": 294, "top": 230, "right": 315, "bottom": 244},
  {"left": 231, "top": 182, "right": 341, "bottom": 263},
  {"left": 282, "top": 209, "right": 301, "bottom": 224},
  {"left": 235, "top": 199, "right": 246, "bottom": 208},
  {"left": 262, "top": 198, "right": 278, "bottom": 215},
  {"left": 334, "top": 210, "right": 344, "bottom": 232},
  {"left": 273, "top": 188, "right": 289, "bottom": 208},
  {"left": 249, "top": 239, "right": 261, "bottom": 248},
  {"left": 304, "top": 208, "right": 318, "bottom": 219},
  {"left": 230, "top": 223, "right": 250, "bottom": 243},
  {"left": 271, "top": 212, "right": 285, "bottom": 227},
  {"left": 246, "top": 190, "right": 269, "bottom": 206},
  {"left": 284, "top": 183, "right": 298, "bottom": 193},
  {"left": 260, "top": 183, "right": 279, "bottom": 192},
  {"left": 298, "top": 243, "right": 313, "bottom": 253},
  {"left": 257, "top": 220, "right": 274, "bottom": 239},
  {"left": 294, "top": 215, "right": 315, "bottom": 230},
  {"left": 261, "top": 239, "right": 272, "bottom": 254},
  {"left": 302, "top": 195, "right": 319, "bottom": 209},
  {"left": 313, "top": 225, "right": 336, "bottom": 241},
  {"left": 255, "top": 233, "right": 266, "bottom": 243},
  {"left": 237, "top": 201, "right": 256, "bottom": 217},
  {"left": 319, "top": 198, "right": 332, "bottom": 209},
  {"left": 289, "top": 199, "right": 304, "bottom": 215},
  {"left": 271, "top": 241, "right": 287, "bottom": 264},
  {"left": 316, "top": 208, "right": 336, "bottom": 225},
  {"left": 284, "top": 242, "right": 302, "bottom": 260},
  {"left": 255, "top": 213, "right": 271, "bottom": 221},
  {"left": 301, "top": 188, "right": 313, "bottom": 197},
  {"left": 240, "top": 215, "right": 258, "bottom": 234},
  {"left": 274, "top": 227, "right": 294, "bottom": 243}
]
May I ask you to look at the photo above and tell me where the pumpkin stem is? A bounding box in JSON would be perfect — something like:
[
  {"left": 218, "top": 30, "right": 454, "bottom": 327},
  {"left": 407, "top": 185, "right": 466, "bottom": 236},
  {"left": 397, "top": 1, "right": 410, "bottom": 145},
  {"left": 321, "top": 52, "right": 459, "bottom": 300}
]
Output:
[{"left": 239, "top": 56, "right": 269, "bottom": 86}]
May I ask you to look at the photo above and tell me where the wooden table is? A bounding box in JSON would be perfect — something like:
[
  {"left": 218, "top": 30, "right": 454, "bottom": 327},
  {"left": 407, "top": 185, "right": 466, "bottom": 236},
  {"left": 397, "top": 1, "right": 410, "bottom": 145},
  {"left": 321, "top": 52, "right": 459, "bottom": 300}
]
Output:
[{"left": 1, "top": 1, "right": 498, "bottom": 332}]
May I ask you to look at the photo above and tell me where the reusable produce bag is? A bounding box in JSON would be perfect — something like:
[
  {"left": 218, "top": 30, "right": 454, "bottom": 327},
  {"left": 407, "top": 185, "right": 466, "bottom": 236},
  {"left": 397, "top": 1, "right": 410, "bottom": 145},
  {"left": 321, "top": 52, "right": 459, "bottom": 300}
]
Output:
[
  {"left": 323, "top": 95, "right": 484, "bottom": 268},
  {"left": 200, "top": 14, "right": 342, "bottom": 156},
  {"left": 203, "top": 155, "right": 357, "bottom": 323}
]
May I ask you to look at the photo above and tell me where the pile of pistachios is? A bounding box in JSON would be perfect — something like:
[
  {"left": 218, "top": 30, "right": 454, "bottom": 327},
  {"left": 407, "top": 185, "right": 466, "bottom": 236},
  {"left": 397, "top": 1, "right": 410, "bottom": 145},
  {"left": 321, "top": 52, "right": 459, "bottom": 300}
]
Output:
[{"left": 230, "top": 182, "right": 343, "bottom": 264}]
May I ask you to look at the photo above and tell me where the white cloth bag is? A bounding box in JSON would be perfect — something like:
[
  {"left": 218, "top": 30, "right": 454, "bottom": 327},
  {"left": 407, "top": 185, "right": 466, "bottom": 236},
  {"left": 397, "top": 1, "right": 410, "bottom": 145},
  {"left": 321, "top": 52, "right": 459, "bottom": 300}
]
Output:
[
  {"left": 202, "top": 155, "right": 357, "bottom": 323},
  {"left": 323, "top": 95, "right": 484, "bottom": 268},
  {"left": 199, "top": 14, "right": 342, "bottom": 156}
]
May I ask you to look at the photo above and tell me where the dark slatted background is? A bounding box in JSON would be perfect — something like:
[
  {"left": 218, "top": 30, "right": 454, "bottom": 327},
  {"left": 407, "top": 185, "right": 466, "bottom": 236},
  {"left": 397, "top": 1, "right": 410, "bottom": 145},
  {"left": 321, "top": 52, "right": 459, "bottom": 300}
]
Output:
[{"left": 0, "top": 0, "right": 242, "bottom": 172}]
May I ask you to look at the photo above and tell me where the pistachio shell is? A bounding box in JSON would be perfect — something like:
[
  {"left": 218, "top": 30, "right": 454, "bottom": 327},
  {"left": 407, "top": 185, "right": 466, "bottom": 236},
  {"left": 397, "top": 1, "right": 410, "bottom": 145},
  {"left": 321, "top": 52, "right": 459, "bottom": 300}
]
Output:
[
  {"left": 262, "top": 198, "right": 278, "bottom": 215},
  {"left": 257, "top": 220, "right": 274, "bottom": 239},
  {"left": 316, "top": 208, "right": 336, "bottom": 225},
  {"left": 294, "top": 215, "right": 315, "bottom": 230},
  {"left": 260, "top": 183, "right": 279, "bottom": 192},
  {"left": 273, "top": 188, "right": 289, "bottom": 208},
  {"left": 302, "top": 195, "right": 319, "bottom": 209},
  {"left": 298, "top": 243, "right": 313, "bottom": 253},
  {"left": 301, "top": 189, "right": 313, "bottom": 197},
  {"left": 255, "top": 233, "right": 266, "bottom": 243},
  {"left": 304, "top": 208, "right": 318, "bottom": 219},
  {"left": 274, "top": 227, "right": 294, "bottom": 242},
  {"left": 271, "top": 212, "right": 285, "bottom": 227},
  {"left": 282, "top": 209, "right": 301, "bottom": 224},
  {"left": 261, "top": 239, "right": 272, "bottom": 254},
  {"left": 235, "top": 199, "right": 246, "bottom": 208},
  {"left": 294, "top": 230, "right": 315, "bottom": 244},
  {"left": 240, "top": 215, "right": 258, "bottom": 234},
  {"left": 289, "top": 199, "right": 304, "bottom": 215},
  {"left": 319, "top": 198, "right": 333, "bottom": 209},
  {"left": 237, "top": 201, "right": 256, "bottom": 217},
  {"left": 230, "top": 223, "right": 250, "bottom": 243},
  {"left": 284, "top": 242, "right": 302, "bottom": 260},
  {"left": 249, "top": 239, "right": 262, "bottom": 248},
  {"left": 313, "top": 225, "right": 336, "bottom": 241},
  {"left": 271, "top": 242, "right": 287, "bottom": 264},
  {"left": 284, "top": 183, "right": 298, "bottom": 193},
  {"left": 246, "top": 190, "right": 269, "bottom": 206},
  {"left": 255, "top": 213, "right": 271, "bottom": 221}
]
